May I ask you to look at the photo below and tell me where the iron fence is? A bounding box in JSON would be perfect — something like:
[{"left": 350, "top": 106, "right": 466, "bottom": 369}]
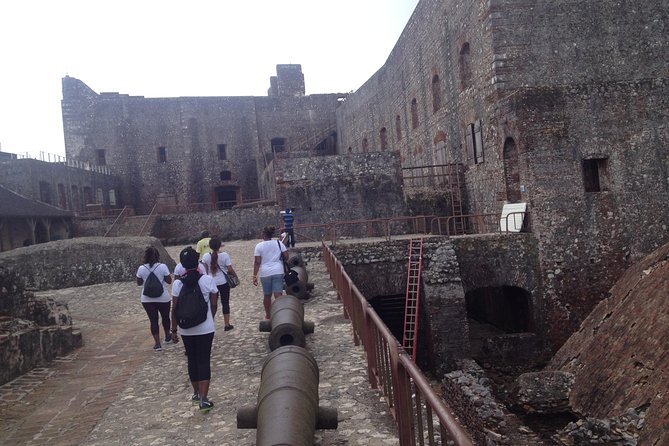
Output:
[{"left": 323, "top": 243, "right": 475, "bottom": 446}]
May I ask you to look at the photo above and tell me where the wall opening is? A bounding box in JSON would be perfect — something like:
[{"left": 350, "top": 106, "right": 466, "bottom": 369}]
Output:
[
  {"left": 411, "top": 98, "right": 419, "bottom": 129},
  {"left": 459, "top": 42, "right": 472, "bottom": 90},
  {"left": 57, "top": 183, "right": 67, "bottom": 209},
  {"left": 380, "top": 128, "right": 388, "bottom": 151},
  {"left": 214, "top": 186, "right": 237, "bottom": 209},
  {"left": 95, "top": 149, "right": 106, "bottom": 166},
  {"left": 220, "top": 170, "right": 232, "bottom": 181},
  {"left": 432, "top": 74, "right": 442, "bottom": 112},
  {"left": 583, "top": 158, "right": 608, "bottom": 192},
  {"left": 395, "top": 115, "right": 402, "bottom": 140},
  {"left": 503, "top": 137, "right": 521, "bottom": 202},
  {"left": 157, "top": 146, "right": 167, "bottom": 163},
  {"left": 466, "top": 286, "right": 533, "bottom": 333},
  {"left": 271, "top": 137, "right": 286, "bottom": 153},
  {"left": 362, "top": 138, "right": 369, "bottom": 152},
  {"left": 217, "top": 144, "right": 227, "bottom": 160},
  {"left": 39, "top": 181, "right": 52, "bottom": 204}
]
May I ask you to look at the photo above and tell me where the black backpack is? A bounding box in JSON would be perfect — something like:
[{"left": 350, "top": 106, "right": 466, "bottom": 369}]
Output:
[
  {"left": 143, "top": 265, "right": 164, "bottom": 298},
  {"left": 175, "top": 278, "right": 209, "bottom": 329}
]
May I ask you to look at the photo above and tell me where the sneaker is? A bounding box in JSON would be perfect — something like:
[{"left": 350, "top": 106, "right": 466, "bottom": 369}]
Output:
[
  {"left": 191, "top": 392, "right": 200, "bottom": 405},
  {"left": 199, "top": 397, "right": 214, "bottom": 413},
  {"left": 164, "top": 335, "right": 173, "bottom": 344},
  {"left": 153, "top": 344, "right": 162, "bottom": 352},
  {"left": 224, "top": 325, "right": 234, "bottom": 331}
]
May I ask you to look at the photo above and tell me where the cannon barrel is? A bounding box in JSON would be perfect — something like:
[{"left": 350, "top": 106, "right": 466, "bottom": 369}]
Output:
[
  {"left": 237, "top": 346, "right": 338, "bottom": 445},
  {"left": 258, "top": 295, "right": 314, "bottom": 351},
  {"left": 285, "top": 265, "right": 309, "bottom": 299},
  {"left": 286, "top": 249, "right": 305, "bottom": 268}
]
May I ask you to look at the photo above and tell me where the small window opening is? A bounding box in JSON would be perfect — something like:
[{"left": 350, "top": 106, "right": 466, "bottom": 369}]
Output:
[
  {"left": 157, "top": 146, "right": 167, "bottom": 163},
  {"left": 362, "top": 138, "right": 369, "bottom": 152},
  {"left": 583, "top": 158, "right": 608, "bottom": 192},
  {"left": 217, "top": 144, "right": 227, "bottom": 160},
  {"left": 220, "top": 170, "right": 232, "bottom": 181},
  {"left": 96, "top": 149, "right": 106, "bottom": 166},
  {"left": 411, "top": 99, "right": 419, "bottom": 129},
  {"left": 395, "top": 115, "right": 402, "bottom": 140},
  {"left": 380, "top": 128, "right": 388, "bottom": 151},
  {"left": 271, "top": 137, "right": 286, "bottom": 153},
  {"left": 432, "top": 74, "right": 442, "bottom": 112}
]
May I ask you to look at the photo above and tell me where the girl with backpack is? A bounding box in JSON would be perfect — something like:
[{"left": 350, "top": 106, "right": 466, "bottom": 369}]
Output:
[
  {"left": 201, "top": 236, "right": 238, "bottom": 331},
  {"left": 170, "top": 246, "right": 219, "bottom": 413},
  {"left": 136, "top": 246, "right": 173, "bottom": 352}
]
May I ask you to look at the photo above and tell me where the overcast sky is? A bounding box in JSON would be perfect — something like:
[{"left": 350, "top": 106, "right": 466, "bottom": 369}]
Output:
[{"left": 0, "top": 1, "right": 419, "bottom": 158}]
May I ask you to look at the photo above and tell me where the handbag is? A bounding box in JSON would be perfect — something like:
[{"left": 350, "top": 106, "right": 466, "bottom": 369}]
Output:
[
  {"left": 217, "top": 261, "right": 238, "bottom": 288},
  {"left": 277, "top": 240, "right": 299, "bottom": 286}
]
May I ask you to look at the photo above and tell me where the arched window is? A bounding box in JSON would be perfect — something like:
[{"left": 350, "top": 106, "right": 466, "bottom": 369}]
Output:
[
  {"left": 395, "top": 115, "right": 402, "bottom": 140},
  {"left": 380, "top": 128, "right": 388, "bottom": 151},
  {"left": 459, "top": 43, "right": 472, "bottom": 90},
  {"left": 362, "top": 138, "right": 369, "bottom": 152},
  {"left": 411, "top": 99, "right": 419, "bottom": 129},
  {"left": 432, "top": 74, "right": 442, "bottom": 112}
]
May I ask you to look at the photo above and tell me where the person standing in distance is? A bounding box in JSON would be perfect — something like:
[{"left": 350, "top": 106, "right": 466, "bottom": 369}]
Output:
[
  {"left": 252, "top": 226, "right": 288, "bottom": 319},
  {"left": 195, "top": 230, "right": 212, "bottom": 260},
  {"left": 281, "top": 208, "right": 295, "bottom": 247}
]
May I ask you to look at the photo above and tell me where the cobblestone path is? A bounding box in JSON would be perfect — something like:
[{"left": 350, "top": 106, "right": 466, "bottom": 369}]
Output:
[{"left": 0, "top": 240, "right": 399, "bottom": 445}]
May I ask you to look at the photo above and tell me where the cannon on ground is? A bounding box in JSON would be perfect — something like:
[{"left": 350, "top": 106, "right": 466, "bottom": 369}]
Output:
[
  {"left": 286, "top": 249, "right": 305, "bottom": 268},
  {"left": 259, "top": 294, "right": 314, "bottom": 351},
  {"left": 284, "top": 265, "right": 311, "bottom": 299},
  {"left": 237, "top": 345, "right": 338, "bottom": 445}
]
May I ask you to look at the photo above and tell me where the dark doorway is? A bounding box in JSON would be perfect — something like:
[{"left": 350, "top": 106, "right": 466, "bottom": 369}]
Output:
[
  {"left": 214, "top": 186, "right": 237, "bottom": 209},
  {"left": 369, "top": 293, "right": 406, "bottom": 342},
  {"left": 466, "top": 286, "right": 533, "bottom": 333}
]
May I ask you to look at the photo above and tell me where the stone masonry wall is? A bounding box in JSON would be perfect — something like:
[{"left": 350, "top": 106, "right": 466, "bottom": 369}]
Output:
[{"left": 0, "top": 236, "right": 175, "bottom": 291}]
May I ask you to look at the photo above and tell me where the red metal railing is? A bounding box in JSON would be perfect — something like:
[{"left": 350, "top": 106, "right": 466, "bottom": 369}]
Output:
[
  {"left": 430, "top": 211, "right": 529, "bottom": 236},
  {"left": 323, "top": 243, "right": 475, "bottom": 446}
]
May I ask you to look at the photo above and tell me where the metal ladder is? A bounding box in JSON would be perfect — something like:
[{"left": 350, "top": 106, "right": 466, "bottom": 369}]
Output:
[
  {"left": 449, "top": 164, "right": 465, "bottom": 235},
  {"left": 402, "top": 238, "right": 423, "bottom": 361}
]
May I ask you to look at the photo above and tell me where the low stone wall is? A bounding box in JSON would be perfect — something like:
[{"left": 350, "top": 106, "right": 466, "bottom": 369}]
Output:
[
  {"left": 0, "top": 267, "right": 82, "bottom": 386},
  {"left": 0, "top": 236, "right": 175, "bottom": 291}
]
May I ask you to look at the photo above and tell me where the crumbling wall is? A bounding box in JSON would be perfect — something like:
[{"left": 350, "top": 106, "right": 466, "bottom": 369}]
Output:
[
  {"left": 549, "top": 240, "right": 669, "bottom": 445},
  {"left": 0, "top": 267, "right": 82, "bottom": 386}
]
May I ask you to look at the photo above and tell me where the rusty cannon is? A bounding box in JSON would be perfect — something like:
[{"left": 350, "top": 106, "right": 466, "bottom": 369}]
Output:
[
  {"left": 237, "top": 345, "right": 338, "bottom": 445},
  {"left": 259, "top": 294, "right": 314, "bottom": 351},
  {"left": 284, "top": 265, "right": 312, "bottom": 299}
]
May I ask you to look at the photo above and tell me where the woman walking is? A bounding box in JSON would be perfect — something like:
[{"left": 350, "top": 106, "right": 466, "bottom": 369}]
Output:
[
  {"left": 252, "top": 226, "right": 288, "bottom": 319},
  {"left": 136, "top": 246, "right": 173, "bottom": 352},
  {"left": 201, "top": 236, "right": 238, "bottom": 331},
  {"left": 170, "top": 247, "right": 219, "bottom": 413}
]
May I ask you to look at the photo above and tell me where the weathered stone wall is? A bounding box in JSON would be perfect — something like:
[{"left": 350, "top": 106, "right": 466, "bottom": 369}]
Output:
[
  {"left": 0, "top": 237, "right": 175, "bottom": 291},
  {"left": 0, "top": 267, "right": 82, "bottom": 385},
  {"left": 548, "top": 240, "right": 669, "bottom": 446},
  {"left": 334, "top": 0, "right": 669, "bottom": 352},
  {"left": 273, "top": 152, "right": 407, "bottom": 228},
  {"left": 0, "top": 158, "right": 121, "bottom": 213},
  {"left": 61, "top": 68, "right": 344, "bottom": 215}
]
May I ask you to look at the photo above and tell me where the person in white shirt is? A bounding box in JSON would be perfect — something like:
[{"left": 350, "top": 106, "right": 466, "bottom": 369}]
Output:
[
  {"left": 135, "top": 246, "right": 173, "bottom": 352},
  {"left": 252, "top": 226, "right": 288, "bottom": 319},
  {"left": 170, "top": 247, "right": 219, "bottom": 413},
  {"left": 201, "top": 237, "right": 238, "bottom": 331}
]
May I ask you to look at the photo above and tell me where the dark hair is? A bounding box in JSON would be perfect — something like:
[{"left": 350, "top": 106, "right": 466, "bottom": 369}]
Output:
[
  {"left": 201, "top": 230, "right": 210, "bottom": 238},
  {"left": 179, "top": 247, "right": 201, "bottom": 287},
  {"left": 143, "top": 246, "right": 159, "bottom": 266},
  {"left": 209, "top": 237, "right": 222, "bottom": 273},
  {"left": 262, "top": 226, "right": 276, "bottom": 239}
]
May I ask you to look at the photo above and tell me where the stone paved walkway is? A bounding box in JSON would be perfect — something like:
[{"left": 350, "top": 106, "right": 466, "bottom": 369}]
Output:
[{"left": 0, "top": 240, "right": 399, "bottom": 445}]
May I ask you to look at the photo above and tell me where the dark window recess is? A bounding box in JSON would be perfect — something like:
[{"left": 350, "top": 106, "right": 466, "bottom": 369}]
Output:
[
  {"left": 220, "top": 170, "right": 232, "bottom": 181},
  {"left": 96, "top": 149, "right": 106, "bottom": 166},
  {"left": 380, "top": 128, "right": 388, "bottom": 150},
  {"left": 459, "top": 43, "right": 472, "bottom": 89},
  {"left": 432, "top": 74, "right": 442, "bottom": 112},
  {"left": 411, "top": 98, "right": 419, "bottom": 129},
  {"left": 271, "top": 137, "right": 286, "bottom": 153},
  {"left": 583, "top": 158, "right": 608, "bottom": 192},
  {"left": 362, "top": 138, "right": 369, "bottom": 152},
  {"left": 217, "top": 144, "right": 227, "bottom": 160},
  {"left": 395, "top": 115, "right": 402, "bottom": 140},
  {"left": 157, "top": 147, "right": 167, "bottom": 163},
  {"left": 465, "top": 121, "right": 484, "bottom": 164}
]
